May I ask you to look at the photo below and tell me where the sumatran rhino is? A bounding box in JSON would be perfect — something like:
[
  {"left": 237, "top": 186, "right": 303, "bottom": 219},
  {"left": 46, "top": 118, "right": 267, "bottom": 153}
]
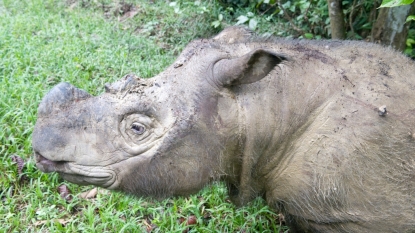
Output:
[{"left": 32, "top": 27, "right": 415, "bottom": 232}]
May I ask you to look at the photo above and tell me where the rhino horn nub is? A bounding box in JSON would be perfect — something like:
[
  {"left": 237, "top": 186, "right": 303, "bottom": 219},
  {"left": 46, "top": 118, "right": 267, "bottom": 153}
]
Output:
[
  {"left": 104, "top": 74, "right": 139, "bottom": 94},
  {"left": 37, "top": 82, "right": 91, "bottom": 116}
]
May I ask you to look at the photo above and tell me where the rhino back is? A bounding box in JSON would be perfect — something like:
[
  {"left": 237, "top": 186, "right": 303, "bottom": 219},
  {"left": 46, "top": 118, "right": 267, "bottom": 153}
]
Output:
[{"left": 225, "top": 39, "right": 415, "bottom": 232}]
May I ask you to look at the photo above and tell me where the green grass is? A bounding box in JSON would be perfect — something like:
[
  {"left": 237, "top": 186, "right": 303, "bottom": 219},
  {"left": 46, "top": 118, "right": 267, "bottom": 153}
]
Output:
[{"left": 0, "top": 0, "right": 288, "bottom": 232}]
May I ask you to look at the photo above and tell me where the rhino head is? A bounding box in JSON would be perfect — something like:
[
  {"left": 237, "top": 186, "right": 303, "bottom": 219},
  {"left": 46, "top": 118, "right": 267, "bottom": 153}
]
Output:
[{"left": 32, "top": 27, "right": 286, "bottom": 199}]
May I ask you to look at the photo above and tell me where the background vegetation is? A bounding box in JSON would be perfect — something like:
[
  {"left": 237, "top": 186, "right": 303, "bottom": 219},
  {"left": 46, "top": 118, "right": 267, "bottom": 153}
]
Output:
[
  {"left": 0, "top": 0, "right": 413, "bottom": 232},
  {"left": 216, "top": 0, "right": 414, "bottom": 56}
]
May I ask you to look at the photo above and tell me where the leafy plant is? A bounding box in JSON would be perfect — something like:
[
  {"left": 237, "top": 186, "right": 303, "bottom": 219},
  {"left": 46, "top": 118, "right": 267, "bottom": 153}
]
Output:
[
  {"left": 405, "top": 29, "right": 415, "bottom": 57},
  {"left": 212, "top": 13, "right": 224, "bottom": 28},
  {"left": 235, "top": 11, "right": 259, "bottom": 30},
  {"left": 380, "top": 0, "right": 414, "bottom": 8}
]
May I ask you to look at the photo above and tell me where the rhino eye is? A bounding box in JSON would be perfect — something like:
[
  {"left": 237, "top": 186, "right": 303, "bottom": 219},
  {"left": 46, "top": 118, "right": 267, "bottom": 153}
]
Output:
[{"left": 131, "top": 123, "right": 146, "bottom": 135}]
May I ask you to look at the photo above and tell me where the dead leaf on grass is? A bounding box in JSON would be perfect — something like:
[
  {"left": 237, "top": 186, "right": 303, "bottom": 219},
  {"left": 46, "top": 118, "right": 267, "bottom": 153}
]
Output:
[
  {"left": 119, "top": 8, "right": 139, "bottom": 22},
  {"left": 186, "top": 215, "right": 197, "bottom": 225},
  {"left": 78, "top": 187, "right": 98, "bottom": 199},
  {"left": 34, "top": 220, "right": 48, "bottom": 227},
  {"left": 178, "top": 215, "right": 197, "bottom": 233},
  {"left": 78, "top": 187, "right": 109, "bottom": 200},
  {"left": 57, "top": 184, "right": 73, "bottom": 202},
  {"left": 11, "top": 155, "right": 25, "bottom": 173},
  {"left": 11, "top": 154, "right": 28, "bottom": 183},
  {"left": 142, "top": 218, "right": 158, "bottom": 233},
  {"left": 34, "top": 218, "right": 70, "bottom": 227}
]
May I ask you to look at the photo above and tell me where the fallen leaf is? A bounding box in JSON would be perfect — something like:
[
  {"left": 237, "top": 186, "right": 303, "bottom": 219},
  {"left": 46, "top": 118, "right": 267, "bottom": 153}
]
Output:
[
  {"left": 278, "top": 213, "right": 286, "bottom": 225},
  {"left": 119, "top": 9, "right": 139, "bottom": 22},
  {"left": 178, "top": 217, "right": 186, "bottom": 224},
  {"left": 34, "top": 220, "right": 48, "bottom": 226},
  {"left": 56, "top": 218, "right": 70, "bottom": 225},
  {"left": 34, "top": 218, "right": 70, "bottom": 227},
  {"left": 78, "top": 188, "right": 98, "bottom": 199},
  {"left": 186, "top": 215, "right": 197, "bottom": 225},
  {"left": 143, "top": 218, "right": 157, "bottom": 233},
  {"left": 179, "top": 215, "right": 197, "bottom": 233},
  {"left": 11, "top": 155, "right": 25, "bottom": 174},
  {"left": 57, "top": 184, "right": 72, "bottom": 202},
  {"left": 11, "top": 155, "right": 28, "bottom": 182}
]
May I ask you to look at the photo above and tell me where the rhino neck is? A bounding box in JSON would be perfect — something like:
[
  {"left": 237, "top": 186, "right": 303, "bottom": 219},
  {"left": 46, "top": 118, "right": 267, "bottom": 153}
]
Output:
[{"left": 227, "top": 61, "right": 337, "bottom": 205}]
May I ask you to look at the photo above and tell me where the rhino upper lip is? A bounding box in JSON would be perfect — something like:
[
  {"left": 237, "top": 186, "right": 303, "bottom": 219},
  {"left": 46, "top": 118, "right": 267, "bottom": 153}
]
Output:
[
  {"left": 35, "top": 152, "right": 117, "bottom": 188},
  {"left": 35, "top": 152, "right": 69, "bottom": 173}
]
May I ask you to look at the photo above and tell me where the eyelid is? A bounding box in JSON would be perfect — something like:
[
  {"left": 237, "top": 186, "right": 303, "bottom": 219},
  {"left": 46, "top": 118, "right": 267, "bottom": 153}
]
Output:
[{"left": 120, "top": 114, "right": 153, "bottom": 144}]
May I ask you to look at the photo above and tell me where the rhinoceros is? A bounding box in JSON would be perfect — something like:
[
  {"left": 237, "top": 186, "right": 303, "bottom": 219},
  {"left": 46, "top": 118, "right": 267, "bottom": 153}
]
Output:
[{"left": 32, "top": 27, "right": 415, "bottom": 232}]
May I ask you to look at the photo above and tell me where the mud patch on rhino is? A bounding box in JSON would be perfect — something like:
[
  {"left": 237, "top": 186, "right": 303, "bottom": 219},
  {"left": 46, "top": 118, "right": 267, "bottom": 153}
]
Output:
[
  {"left": 292, "top": 44, "right": 333, "bottom": 65},
  {"left": 378, "top": 60, "right": 391, "bottom": 78}
]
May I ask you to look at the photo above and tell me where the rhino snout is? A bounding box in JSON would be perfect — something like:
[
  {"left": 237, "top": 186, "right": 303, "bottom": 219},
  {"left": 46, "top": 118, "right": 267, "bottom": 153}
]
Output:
[{"left": 37, "top": 82, "right": 91, "bottom": 117}]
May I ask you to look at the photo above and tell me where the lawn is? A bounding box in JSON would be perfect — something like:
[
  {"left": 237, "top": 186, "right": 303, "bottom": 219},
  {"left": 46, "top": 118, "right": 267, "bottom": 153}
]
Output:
[{"left": 0, "top": 0, "right": 288, "bottom": 232}]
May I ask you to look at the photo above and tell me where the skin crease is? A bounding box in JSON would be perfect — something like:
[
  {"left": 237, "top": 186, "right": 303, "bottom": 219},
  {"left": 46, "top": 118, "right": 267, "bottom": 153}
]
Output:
[{"left": 32, "top": 27, "right": 415, "bottom": 232}]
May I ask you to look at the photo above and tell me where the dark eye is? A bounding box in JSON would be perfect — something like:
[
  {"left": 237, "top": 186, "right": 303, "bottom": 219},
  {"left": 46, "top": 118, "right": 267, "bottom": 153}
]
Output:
[{"left": 131, "top": 123, "right": 146, "bottom": 135}]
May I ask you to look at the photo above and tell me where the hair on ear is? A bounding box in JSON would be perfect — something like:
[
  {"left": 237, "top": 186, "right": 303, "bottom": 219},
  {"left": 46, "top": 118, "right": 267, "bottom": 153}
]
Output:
[
  {"left": 212, "top": 26, "right": 253, "bottom": 44},
  {"left": 213, "top": 49, "right": 287, "bottom": 87}
]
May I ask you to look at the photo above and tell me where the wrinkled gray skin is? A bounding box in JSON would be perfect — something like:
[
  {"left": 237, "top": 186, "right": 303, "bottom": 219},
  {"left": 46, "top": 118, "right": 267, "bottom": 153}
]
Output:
[{"left": 33, "top": 27, "right": 415, "bottom": 232}]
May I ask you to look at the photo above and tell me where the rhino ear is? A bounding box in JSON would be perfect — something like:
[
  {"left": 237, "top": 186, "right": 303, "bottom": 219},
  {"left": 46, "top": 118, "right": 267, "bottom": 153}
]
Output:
[{"left": 212, "top": 49, "right": 287, "bottom": 87}]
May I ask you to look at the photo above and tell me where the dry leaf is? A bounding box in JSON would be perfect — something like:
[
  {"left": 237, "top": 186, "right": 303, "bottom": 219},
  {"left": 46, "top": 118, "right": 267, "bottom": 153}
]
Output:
[
  {"left": 179, "top": 215, "right": 197, "bottom": 233},
  {"left": 178, "top": 217, "right": 186, "bottom": 224},
  {"left": 119, "top": 9, "right": 138, "bottom": 22},
  {"left": 34, "top": 220, "right": 48, "bottom": 226},
  {"left": 56, "top": 218, "right": 70, "bottom": 225},
  {"left": 143, "top": 219, "right": 151, "bottom": 231},
  {"left": 11, "top": 155, "right": 25, "bottom": 174},
  {"left": 186, "top": 215, "right": 197, "bottom": 225},
  {"left": 57, "top": 184, "right": 72, "bottom": 202},
  {"left": 34, "top": 218, "right": 70, "bottom": 226},
  {"left": 11, "top": 154, "right": 28, "bottom": 182},
  {"left": 78, "top": 188, "right": 98, "bottom": 199}
]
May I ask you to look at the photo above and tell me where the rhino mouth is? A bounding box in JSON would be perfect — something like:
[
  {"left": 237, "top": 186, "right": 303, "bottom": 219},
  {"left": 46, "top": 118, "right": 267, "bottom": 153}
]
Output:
[
  {"left": 35, "top": 152, "right": 69, "bottom": 173},
  {"left": 35, "top": 152, "right": 118, "bottom": 188}
]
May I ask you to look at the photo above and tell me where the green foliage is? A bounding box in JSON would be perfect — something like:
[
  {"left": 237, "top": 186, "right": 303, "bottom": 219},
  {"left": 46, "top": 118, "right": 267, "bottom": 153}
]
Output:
[
  {"left": 212, "top": 0, "right": 330, "bottom": 38},
  {"left": 380, "top": 0, "right": 414, "bottom": 7},
  {"left": 218, "top": 0, "right": 250, "bottom": 7},
  {"left": 405, "top": 29, "right": 415, "bottom": 56},
  {"left": 235, "top": 12, "right": 259, "bottom": 30},
  {"left": 214, "top": 0, "right": 414, "bottom": 57},
  {"left": 214, "top": 0, "right": 382, "bottom": 40}
]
